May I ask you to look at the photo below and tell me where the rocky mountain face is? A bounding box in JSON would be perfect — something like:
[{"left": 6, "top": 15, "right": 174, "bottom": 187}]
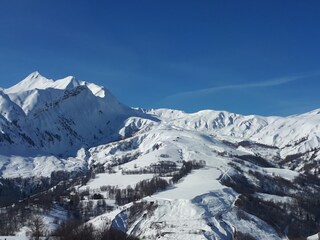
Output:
[{"left": 0, "top": 73, "right": 319, "bottom": 239}]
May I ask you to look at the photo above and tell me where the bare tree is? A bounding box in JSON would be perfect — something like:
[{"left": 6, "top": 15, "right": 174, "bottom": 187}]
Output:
[
  {"left": 54, "top": 219, "right": 95, "bottom": 240},
  {"left": 28, "top": 215, "right": 48, "bottom": 240}
]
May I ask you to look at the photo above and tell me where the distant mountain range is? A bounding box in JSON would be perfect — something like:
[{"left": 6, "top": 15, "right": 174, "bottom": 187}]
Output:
[
  {"left": 0, "top": 73, "right": 319, "bottom": 239},
  {"left": 0, "top": 72, "right": 318, "bottom": 177}
]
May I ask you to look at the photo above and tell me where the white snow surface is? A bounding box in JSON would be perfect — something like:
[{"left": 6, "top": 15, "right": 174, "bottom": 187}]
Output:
[
  {"left": 308, "top": 233, "right": 320, "bottom": 240},
  {"left": 0, "top": 237, "right": 28, "bottom": 240},
  {"left": 80, "top": 173, "right": 155, "bottom": 191}
]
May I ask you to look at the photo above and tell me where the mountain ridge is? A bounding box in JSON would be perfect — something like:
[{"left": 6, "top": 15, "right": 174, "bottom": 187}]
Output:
[{"left": 0, "top": 73, "right": 319, "bottom": 177}]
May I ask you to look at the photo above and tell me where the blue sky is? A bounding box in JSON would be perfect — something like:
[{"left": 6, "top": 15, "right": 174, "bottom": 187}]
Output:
[{"left": 0, "top": 0, "right": 320, "bottom": 116}]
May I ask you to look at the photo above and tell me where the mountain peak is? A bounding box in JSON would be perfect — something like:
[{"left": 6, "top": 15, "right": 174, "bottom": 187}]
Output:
[
  {"left": 23, "top": 71, "right": 50, "bottom": 83},
  {"left": 28, "top": 71, "right": 41, "bottom": 79},
  {"left": 2, "top": 72, "right": 110, "bottom": 101},
  {"left": 4, "top": 72, "right": 53, "bottom": 94},
  {"left": 4, "top": 72, "right": 83, "bottom": 93}
]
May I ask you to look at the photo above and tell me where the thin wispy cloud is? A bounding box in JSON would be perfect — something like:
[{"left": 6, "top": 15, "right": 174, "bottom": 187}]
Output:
[{"left": 163, "top": 72, "right": 319, "bottom": 102}]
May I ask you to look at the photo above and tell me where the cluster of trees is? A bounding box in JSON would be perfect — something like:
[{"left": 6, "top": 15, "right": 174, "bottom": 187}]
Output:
[
  {"left": 235, "top": 193, "right": 319, "bottom": 238},
  {"left": 90, "top": 152, "right": 141, "bottom": 175},
  {"left": 115, "top": 160, "right": 206, "bottom": 205},
  {"left": 0, "top": 205, "right": 31, "bottom": 235},
  {"left": 53, "top": 219, "right": 139, "bottom": 240},
  {"left": 18, "top": 214, "right": 139, "bottom": 240},
  {"left": 171, "top": 160, "right": 206, "bottom": 183},
  {"left": 127, "top": 201, "right": 157, "bottom": 227},
  {"left": 233, "top": 230, "right": 256, "bottom": 240},
  {"left": 223, "top": 160, "right": 320, "bottom": 239},
  {"left": 115, "top": 177, "right": 169, "bottom": 205},
  {"left": 94, "top": 185, "right": 123, "bottom": 200},
  {"left": 0, "top": 170, "right": 88, "bottom": 207},
  {"left": 91, "top": 160, "right": 207, "bottom": 206},
  {"left": 121, "top": 160, "right": 206, "bottom": 177},
  {"left": 236, "top": 154, "right": 274, "bottom": 168},
  {"left": 0, "top": 169, "right": 103, "bottom": 235},
  {"left": 0, "top": 158, "right": 207, "bottom": 238},
  {"left": 0, "top": 213, "right": 49, "bottom": 239},
  {"left": 122, "top": 160, "right": 178, "bottom": 175},
  {"left": 0, "top": 199, "right": 134, "bottom": 239},
  {"left": 79, "top": 199, "right": 110, "bottom": 222}
]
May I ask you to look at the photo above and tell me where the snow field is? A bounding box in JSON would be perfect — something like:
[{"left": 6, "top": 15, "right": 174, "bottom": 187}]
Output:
[{"left": 80, "top": 173, "right": 155, "bottom": 191}]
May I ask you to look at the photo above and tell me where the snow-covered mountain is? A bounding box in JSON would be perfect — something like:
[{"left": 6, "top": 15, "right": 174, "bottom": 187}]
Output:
[
  {"left": 0, "top": 73, "right": 319, "bottom": 239},
  {"left": 0, "top": 72, "right": 158, "bottom": 175},
  {"left": 149, "top": 107, "right": 320, "bottom": 151},
  {"left": 1, "top": 72, "right": 319, "bottom": 176},
  {"left": 148, "top": 108, "right": 320, "bottom": 173}
]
